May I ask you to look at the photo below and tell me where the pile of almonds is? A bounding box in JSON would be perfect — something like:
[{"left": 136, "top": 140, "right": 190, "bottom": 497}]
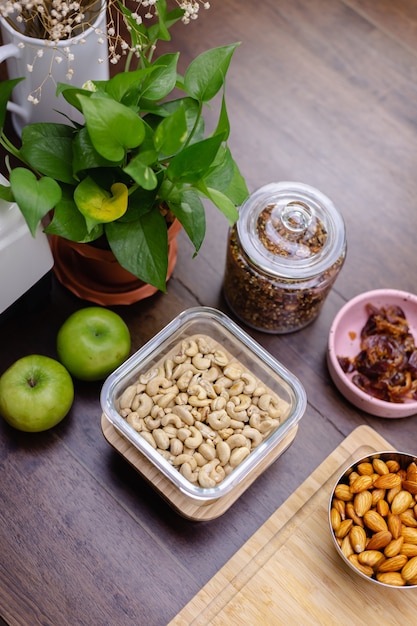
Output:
[{"left": 330, "top": 455, "right": 417, "bottom": 586}]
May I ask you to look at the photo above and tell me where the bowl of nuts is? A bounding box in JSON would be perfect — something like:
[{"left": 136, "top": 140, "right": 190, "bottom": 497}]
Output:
[
  {"left": 100, "top": 306, "right": 306, "bottom": 508},
  {"left": 329, "top": 451, "right": 417, "bottom": 588},
  {"left": 327, "top": 289, "right": 417, "bottom": 418}
]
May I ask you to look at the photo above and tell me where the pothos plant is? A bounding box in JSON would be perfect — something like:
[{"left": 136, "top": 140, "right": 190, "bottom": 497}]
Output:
[{"left": 0, "top": 40, "right": 248, "bottom": 291}]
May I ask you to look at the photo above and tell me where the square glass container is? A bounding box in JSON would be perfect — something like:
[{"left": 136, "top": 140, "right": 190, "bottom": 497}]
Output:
[{"left": 101, "top": 307, "right": 307, "bottom": 506}]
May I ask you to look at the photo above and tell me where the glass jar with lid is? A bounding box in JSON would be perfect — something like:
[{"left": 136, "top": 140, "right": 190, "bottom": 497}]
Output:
[{"left": 223, "top": 182, "right": 347, "bottom": 333}]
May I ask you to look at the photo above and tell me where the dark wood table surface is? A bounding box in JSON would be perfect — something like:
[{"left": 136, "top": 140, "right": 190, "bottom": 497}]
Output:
[{"left": 2, "top": 1, "right": 417, "bottom": 624}]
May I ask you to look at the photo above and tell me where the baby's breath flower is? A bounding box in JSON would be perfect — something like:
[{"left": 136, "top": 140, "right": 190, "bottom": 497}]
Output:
[{"left": 1, "top": 0, "right": 211, "bottom": 105}]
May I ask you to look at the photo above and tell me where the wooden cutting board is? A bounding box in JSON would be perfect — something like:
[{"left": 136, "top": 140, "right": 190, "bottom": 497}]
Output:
[{"left": 169, "top": 425, "right": 417, "bottom": 626}]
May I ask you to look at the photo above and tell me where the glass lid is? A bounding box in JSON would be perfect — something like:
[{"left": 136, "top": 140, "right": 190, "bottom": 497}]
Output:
[{"left": 237, "top": 182, "right": 346, "bottom": 279}]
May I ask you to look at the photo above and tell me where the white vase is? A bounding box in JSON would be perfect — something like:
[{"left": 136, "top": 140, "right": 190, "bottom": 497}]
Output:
[{"left": 0, "top": 2, "right": 109, "bottom": 136}]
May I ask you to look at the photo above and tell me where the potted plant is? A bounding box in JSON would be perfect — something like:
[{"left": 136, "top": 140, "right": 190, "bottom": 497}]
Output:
[{"left": 0, "top": 0, "right": 248, "bottom": 303}]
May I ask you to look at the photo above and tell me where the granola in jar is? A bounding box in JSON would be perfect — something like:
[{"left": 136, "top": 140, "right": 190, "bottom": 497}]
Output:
[{"left": 223, "top": 182, "right": 347, "bottom": 333}]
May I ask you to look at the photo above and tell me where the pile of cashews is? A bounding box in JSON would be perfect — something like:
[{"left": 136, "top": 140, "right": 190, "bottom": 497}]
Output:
[{"left": 117, "top": 334, "right": 289, "bottom": 489}]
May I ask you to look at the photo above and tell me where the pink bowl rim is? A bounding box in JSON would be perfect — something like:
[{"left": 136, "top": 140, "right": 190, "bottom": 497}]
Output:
[{"left": 327, "top": 288, "right": 417, "bottom": 418}]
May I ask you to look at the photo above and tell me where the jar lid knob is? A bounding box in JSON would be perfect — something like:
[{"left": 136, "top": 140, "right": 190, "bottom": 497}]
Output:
[{"left": 281, "top": 201, "right": 313, "bottom": 234}]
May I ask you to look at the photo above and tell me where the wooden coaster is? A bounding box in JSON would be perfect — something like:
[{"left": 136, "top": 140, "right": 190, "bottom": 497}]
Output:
[{"left": 101, "top": 414, "right": 298, "bottom": 521}]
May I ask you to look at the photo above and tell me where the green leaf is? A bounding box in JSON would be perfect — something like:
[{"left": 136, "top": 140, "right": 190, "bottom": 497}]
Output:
[
  {"left": 214, "top": 92, "right": 230, "bottom": 141},
  {"left": 184, "top": 43, "right": 240, "bottom": 102},
  {"left": 78, "top": 95, "right": 146, "bottom": 161},
  {"left": 0, "top": 77, "right": 25, "bottom": 130},
  {"left": 140, "top": 53, "right": 180, "bottom": 101},
  {"left": 124, "top": 153, "right": 158, "bottom": 190},
  {"left": 10, "top": 168, "right": 62, "bottom": 236},
  {"left": 167, "top": 134, "right": 224, "bottom": 183},
  {"left": 0, "top": 184, "right": 14, "bottom": 203},
  {"left": 105, "top": 209, "right": 169, "bottom": 291},
  {"left": 19, "top": 123, "right": 75, "bottom": 184},
  {"left": 72, "top": 127, "right": 121, "bottom": 174},
  {"left": 169, "top": 189, "right": 206, "bottom": 253},
  {"left": 199, "top": 184, "right": 239, "bottom": 225},
  {"left": 104, "top": 68, "right": 158, "bottom": 105},
  {"left": 56, "top": 83, "right": 95, "bottom": 112},
  {"left": 44, "top": 187, "right": 102, "bottom": 242},
  {"left": 154, "top": 104, "right": 188, "bottom": 156}
]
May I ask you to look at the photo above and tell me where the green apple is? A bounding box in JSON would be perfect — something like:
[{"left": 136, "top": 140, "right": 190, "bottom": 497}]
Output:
[
  {"left": 0, "top": 354, "right": 74, "bottom": 432},
  {"left": 57, "top": 307, "right": 131, "bottom": 381}
]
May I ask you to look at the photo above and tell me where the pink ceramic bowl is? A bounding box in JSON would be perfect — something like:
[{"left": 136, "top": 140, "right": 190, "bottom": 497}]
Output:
[{"left": 327, "top": 289, "right": 417, "bottom": 418}]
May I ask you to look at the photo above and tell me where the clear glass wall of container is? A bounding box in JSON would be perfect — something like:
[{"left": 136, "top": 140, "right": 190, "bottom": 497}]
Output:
[{"left": 223, "top": 182, "right": 347, "bottom": 333}]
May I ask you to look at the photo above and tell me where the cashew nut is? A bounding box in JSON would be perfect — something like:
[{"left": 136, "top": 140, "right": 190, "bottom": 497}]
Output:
[
  {"left": 229, "top": 446, "right": 251, "bottom": 467},
  {"left": 144, "top": 416, "right": 161, "bottom": 430},
  {"left": 242, "top": 426, "right": 263, "bottom": 448},
  {"left": 126, "top": 412, "right": 144, "bottom": 432},
  {"left": 170, "top": 438, "right": 183, "bottom": 456},
  {"left": 180, "top": 462, "right": 198, "bottom": 483},
  {"left": 226, "top": 400, "right": 247, "bottom": 422},
  {"left": 198, "top": 442, "right": 216, "bottom": 461},
  {"left": 119, "top": 384, "right": 137, "bottom": 410},
  {"left": 207, "top": 410, "right": 231, "bottom": 431},
  {"left": 146, "top": 376, "right": 176, "bottom": 397},
  {"left": 133, "top": 393, "right": 153, "bottom": 418},
  {"left": 216, "top": 440, "right": 231, "bottom": 465},
  {"left": 184, "top": 426, "right": 203, "bottom": 449},
  {"left": 172, "top": 406, "right": 194, "bottom": 426},
  {"left": 161, "top": 413, "right": 182, "bottom": 428},
  {"left": 152, "top": 428, "right": 170, "bottom": 450},
  {"left": 226, "top": 433, "right": 248, "bottom": 450}
]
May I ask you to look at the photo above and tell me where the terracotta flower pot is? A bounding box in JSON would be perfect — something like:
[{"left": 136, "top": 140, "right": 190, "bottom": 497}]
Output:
[{"left": 49, "top": 220, "right": 182, "bottom": 305}]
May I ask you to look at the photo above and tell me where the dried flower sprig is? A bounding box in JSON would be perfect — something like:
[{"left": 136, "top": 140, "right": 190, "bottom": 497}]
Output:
[{"left": 0, "top": 0, "right": 210, "bottom": 102}]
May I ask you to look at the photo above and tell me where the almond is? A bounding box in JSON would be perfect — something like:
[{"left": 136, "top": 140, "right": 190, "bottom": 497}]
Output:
[
  {"left": 358, "top": 549, "right": 385, "bottom": 569},
  {"left": 350, "top": 525, "right": 367, "bottom": 553},
  {"left": 364, "top": 510, "right": 388, "bottom": 533},
  {"left": 403, "top": 480, "right": 417, "bottom": 496},
  {"left": 400, "top": 543, "right": 417, "bottom": 557},
  {"left": 366, "top": 530, "right": 392, "bottom": 551},
  {"left": 373, "top": 458, "right": 390, "bottom": 475},
  {"left": 371, "top": 488, "right": 386, "bottom": 506},
  {"left": 387, "top": 485, "right": 402, "bottom": 504},
  {"left": 330, "top": 507, "right": 341, "bottom": 532},
  {"left": 384, "top": 537, "right": 404, "bottom": 558},
  {"left": 399, "top": 510, "right": 417, "bottom": 528},
  {"left": 401, "top": 527, "right": 417, "bottom": 545},
  {"left": 340, "top": 534, "right": 354, "bottom": 559},
  {"left": 332, "top": 498, "right": 346, "bottom": 520},
  {"left": 348, "top": 554, "right": 373, "bottom": 578},
  {"left": 391, "top": 490, "right": 414, "bottom": 515},
  {"left": 386, "top": 459, "right": 401, "bottom": 473},
  {"left": 406, "top": 461, "right": 417, "bottom": 480},
  {"left": 387, "top": 514, "right": 403, "bottom": 539},
  {"left": 354, "top": 490, "right": 373, "bottom": 518},
  {"left": 376, "top": 571, "right": 406, "bottom": 586},
  {"left": 350, "top": 475, "right": 373, "bottom": 493},
  {"left": 376, "top": 498, "right": 390, "bottom": 517},
  {"left": 373, "top": 473, "right": 402, "bottom": 490},
  {"left": 335, "top": 518, "right": 353, "bottom": 539},
  {"left": 357, "top": 462, "right": 374, "bottom": 476},
  {"left": 334, "top": 483, "right": 353, "bottom": 502},
  {"left": 401, "top": 555, "right": 417, "bottom": 581},
  {"left": 377, "top": 554, "right": 408, "bottom": 573},
  {"left": 346, "top": 502, "right": 364, "bottom": 527}
]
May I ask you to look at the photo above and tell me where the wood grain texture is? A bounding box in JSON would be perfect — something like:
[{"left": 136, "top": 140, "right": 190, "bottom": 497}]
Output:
[{"left": 1, "top": 1, "right": 417, "bottom": 624}]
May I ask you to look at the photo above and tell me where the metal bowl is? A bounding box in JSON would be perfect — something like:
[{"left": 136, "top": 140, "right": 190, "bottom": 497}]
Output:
[{"left": 329, "top": 451, "right": 417, "bottom": 588}]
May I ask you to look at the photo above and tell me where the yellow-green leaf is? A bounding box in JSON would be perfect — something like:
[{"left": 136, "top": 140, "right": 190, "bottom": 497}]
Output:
[{"left": 74, "top": 177, "right": 128, "bottom": 224}]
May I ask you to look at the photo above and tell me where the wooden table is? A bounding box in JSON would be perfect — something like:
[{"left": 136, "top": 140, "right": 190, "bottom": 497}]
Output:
[{"left": 1, "top": 1, "right": 417, "bottom": 624}]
